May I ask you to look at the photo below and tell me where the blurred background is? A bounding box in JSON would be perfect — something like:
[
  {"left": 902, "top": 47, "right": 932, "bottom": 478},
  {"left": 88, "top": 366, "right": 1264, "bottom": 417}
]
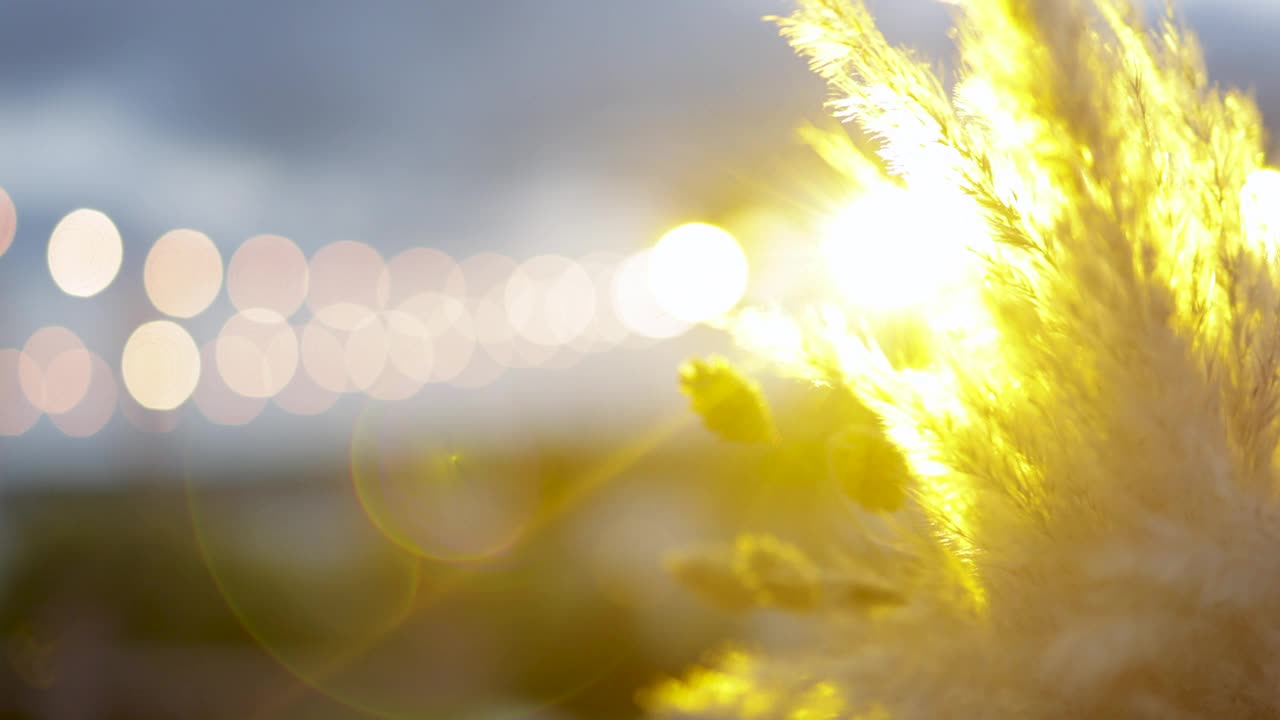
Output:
[{"left": 0, "top": 1, "right": 1275, "bottom": 717}]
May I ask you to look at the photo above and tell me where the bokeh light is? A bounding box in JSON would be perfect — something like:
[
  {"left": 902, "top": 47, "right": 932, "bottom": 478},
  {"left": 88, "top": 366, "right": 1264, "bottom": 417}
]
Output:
[
  {"left": 192, "top": 341, "right": 267, "bottom": 427},
  {"left": 273, "top": 358, "right": 340, "bottom": 416},
  {"left": 343, "top": 317, "right": 390, "bottom": 392},
  {"left": 49, "top": 352, "right": 117, "bottom": 438},
  {"left": 144, "top": 229, "right": 223, "bottom": 318},
  {"left": 300, "top": 318, "right": 353, "bottom": 393},
  {"left": 47, "top": 208, "right": 123, "bottom": 298},
  {"left": 0, "top": 349, "right": 41, "bottom": 436},
  {"left": 394, "top": 292, "right": 475, "bottom": 383},
  {"left": 383, "top": 308, "right": 434, "bottom": 384},
  {"left": 18, "top": 326, "right": 92, "bottom": 415},
  {"left": 339, "top": 312, "right": 426, "bottom": 401},
  {"left": 308, "top": 241, "right": 387, "bottom": 331},
  {"left": 449, "top": 346, "right": 507, "bottom": 389},
  {"left": 0, "top": 186, "right": 15, "bottom": 258},
  {"left": 121, "top": 320, "right": 201, "bottom": 411},
  {"left": 371, "top": 310, "right": 432, "bottom": 402},
  {"left": 612, "top": 250, "right": 691, "bottom": 340},
  {"left": 364, "top": 359, "right": 424, "bottom": 402},
  {"left": 227, "top": 234, "right": 309, "bottom": 318},
  {"left": 215, "top": 310, "right": 299, "bottom": 399},
  {"left": 648, "top": 222, "right": 748, "bottom": 323},
  {"left": 381, "top": 247, "right": 466, "bottom": 307},
  {"left": 463, "top": 253, "right": 559, "bottom": 371},
  {"left": 505, "top": 255, "right": 597, "bottom": 347},
  {"left": 569, "top": 253, "right": 630, "bottom": 354},
  {"left": 119, "top": 389, "right": 182, "bottom": 433}
]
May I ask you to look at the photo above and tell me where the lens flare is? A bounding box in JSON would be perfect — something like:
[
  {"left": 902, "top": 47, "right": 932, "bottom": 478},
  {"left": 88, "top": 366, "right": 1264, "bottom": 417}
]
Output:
[
  {"left": 184, "top": 460, "right": 422, "bottom": 718},
  {"left": 144, "top": 229, "right": 224, "bottom": 318},
  {"left": 48, "top": 208, "right": 123, "bottom": 298},
  {"left": 121, "top": 320, "right": 201, "bottom": 411},
  {"left": 350, "top": 409, "right": 538, "bottom": 564},
  {"left": 649, "top": 223, "right": 749, "bottom": 323}
]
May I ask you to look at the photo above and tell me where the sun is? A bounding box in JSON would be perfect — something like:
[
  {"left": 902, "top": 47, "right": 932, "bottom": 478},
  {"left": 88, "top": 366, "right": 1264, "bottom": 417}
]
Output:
[
  {"left": 649, "top": 222, "right": 750, "bottom": 324},
  {"left": 821, "top": 183, "right": 988, "bottom": 313}
]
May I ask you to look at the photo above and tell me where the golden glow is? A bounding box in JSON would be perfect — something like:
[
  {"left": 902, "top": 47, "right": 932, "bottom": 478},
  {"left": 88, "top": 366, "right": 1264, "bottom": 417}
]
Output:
[
  {"left": 821, "top": 184, "right": 985, "bottom": 311},
  {"left": 215, "top": 310, "right": 298, "bottom": 399},
  {"left": 227, "top": 234, "right": 308, "bottom": 318},
  {"left": 649, "top": 223, "right": 748, "bottom": 323},
  {"left": 144, "top": 229, "right": 223, "bottom": 318},
  {"left": 18, "top": 326, "right": 92, "bottom": 415},
  {"left": 121, "top": 320, "right": 201, "bottom": 411},
  {"left": 0, "top": 186, "right": 14, "bottom": 258},
  {"left": 47, "top": 208, "right": 123, "bottom": 298}
]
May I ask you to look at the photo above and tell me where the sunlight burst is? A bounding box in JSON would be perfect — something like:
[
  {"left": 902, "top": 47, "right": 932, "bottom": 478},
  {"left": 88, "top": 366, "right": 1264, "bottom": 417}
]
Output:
[
  {"left": 821, "top": 184, "right": 983, "bottom": 312},
  {"left": 649, "top": 223, "right": 749, "bottom": 324}
]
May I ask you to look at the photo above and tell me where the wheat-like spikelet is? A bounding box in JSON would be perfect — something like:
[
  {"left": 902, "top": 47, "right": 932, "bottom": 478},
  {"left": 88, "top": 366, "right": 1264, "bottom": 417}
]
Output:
[{"left": 646, "top": 0, "right": 1280, "bottom": 717}]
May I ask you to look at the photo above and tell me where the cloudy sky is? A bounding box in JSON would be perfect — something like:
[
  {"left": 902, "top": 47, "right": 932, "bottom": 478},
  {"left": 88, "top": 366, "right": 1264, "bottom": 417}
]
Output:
[{"left": 0, "top": 0, "right": 1277, "bottom": 478}]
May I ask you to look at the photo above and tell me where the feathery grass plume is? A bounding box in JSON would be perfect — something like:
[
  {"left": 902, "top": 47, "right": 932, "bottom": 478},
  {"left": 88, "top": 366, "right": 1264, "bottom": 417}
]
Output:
[{"left": 649, "top": 0, "right": 1280, "bottom": 717}]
